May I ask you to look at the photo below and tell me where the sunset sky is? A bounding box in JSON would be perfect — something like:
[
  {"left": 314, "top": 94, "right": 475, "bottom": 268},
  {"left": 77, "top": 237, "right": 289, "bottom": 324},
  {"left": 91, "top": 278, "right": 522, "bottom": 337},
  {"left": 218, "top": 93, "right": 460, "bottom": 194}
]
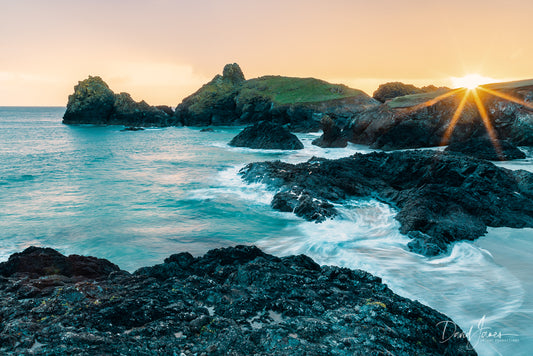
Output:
[{"left": 1, "top": 0, "right": 532, "bottom": 106}]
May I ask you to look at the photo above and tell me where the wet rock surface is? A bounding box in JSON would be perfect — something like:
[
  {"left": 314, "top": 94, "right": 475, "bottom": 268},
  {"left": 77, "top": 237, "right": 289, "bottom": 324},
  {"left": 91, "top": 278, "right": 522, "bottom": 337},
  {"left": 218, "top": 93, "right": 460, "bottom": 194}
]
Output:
[
  {"left": 229, "top": 121, "right": 304, "bottom": 150},
  {"left": 240, "top": 150, "right": 533, "bottom": 255},
  {"left": 311, "top": 115, "right": 349, "bottom": 148},
  {"left": 445, "top": 136, "right": 526, "bottom": 161},
  {"left": 0, "top": 246, "right": 475, "bottom": 355}
]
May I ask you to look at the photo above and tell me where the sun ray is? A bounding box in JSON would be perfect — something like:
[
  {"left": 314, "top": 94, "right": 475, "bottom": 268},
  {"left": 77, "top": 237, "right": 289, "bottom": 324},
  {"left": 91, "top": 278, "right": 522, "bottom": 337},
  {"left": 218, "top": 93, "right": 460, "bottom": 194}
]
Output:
[
  {"left": 411, "top": 88, "right": 466, "bottom": 111},
  {"left": 477, "top": 86, "right": 533, "bottom": 111},
  {"left": 441, "top": 90, "right": 470, "bottom": 146},
  {"left": 471, "top": 89, "right": 503, "bottom": 159}
]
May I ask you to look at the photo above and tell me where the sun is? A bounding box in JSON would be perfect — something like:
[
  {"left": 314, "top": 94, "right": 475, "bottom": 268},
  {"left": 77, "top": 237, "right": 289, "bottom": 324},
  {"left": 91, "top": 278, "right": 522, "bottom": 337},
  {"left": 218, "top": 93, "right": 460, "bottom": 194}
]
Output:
[{"left": 450, "top": 74, "right": 497, "bottom": 90}]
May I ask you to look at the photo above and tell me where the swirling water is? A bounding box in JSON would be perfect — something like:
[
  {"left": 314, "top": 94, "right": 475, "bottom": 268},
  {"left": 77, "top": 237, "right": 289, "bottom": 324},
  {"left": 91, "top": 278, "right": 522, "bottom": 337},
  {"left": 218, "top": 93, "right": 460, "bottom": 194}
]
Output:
[{"left": 1, "top": 107, "right": 532, "bottom": 355}]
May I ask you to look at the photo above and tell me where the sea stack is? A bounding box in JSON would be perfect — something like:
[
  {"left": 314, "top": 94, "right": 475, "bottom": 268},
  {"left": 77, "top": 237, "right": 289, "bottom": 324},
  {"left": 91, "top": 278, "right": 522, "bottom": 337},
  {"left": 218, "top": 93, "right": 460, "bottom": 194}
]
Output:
[{"left": 63, "top": 76, "right": 177, "bottom": 127}]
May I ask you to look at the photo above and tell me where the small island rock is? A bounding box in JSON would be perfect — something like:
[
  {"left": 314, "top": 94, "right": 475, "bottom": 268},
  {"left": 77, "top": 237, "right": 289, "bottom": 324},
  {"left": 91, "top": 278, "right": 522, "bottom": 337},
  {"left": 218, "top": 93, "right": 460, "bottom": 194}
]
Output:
[{"left": 229, "top": 121, "right": 304, "bottom": 150}]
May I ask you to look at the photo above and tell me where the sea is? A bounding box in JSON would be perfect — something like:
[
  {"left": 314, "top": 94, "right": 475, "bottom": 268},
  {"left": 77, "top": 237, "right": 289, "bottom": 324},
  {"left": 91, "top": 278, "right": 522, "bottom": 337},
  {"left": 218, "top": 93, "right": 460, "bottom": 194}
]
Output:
[{"left": 1, "top": 106, "right": 532, "bottom": 356}]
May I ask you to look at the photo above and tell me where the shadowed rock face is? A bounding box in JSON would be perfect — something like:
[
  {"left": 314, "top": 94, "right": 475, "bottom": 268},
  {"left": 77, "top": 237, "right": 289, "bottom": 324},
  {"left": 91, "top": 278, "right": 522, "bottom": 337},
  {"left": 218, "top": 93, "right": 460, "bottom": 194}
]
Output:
[
  {"left": 63, "top": 76, "right": 177, "bottom": 127},
  {"left": 63, "top": 76, "right": 116, "bottom": 124},
  {"left": 347, "top": 83, "right": 533, "bottom": 151},
  {"left": 240, "top": 150, "right": 533, "bottom": 256},
  {"left": 445, "top": 136, "right": 526, "bottom": 161},
  {"left": 0, "top": 245, "right": 476, "bottom": 355},
  {"left": 311, "top": 115, "right": 349, "bottom": 148},
  {"left": 229, "top": 121, "right": 304, "bottom": 150},
  {"left": 0, "top": 246, "right": 120, "bottom": 279}
]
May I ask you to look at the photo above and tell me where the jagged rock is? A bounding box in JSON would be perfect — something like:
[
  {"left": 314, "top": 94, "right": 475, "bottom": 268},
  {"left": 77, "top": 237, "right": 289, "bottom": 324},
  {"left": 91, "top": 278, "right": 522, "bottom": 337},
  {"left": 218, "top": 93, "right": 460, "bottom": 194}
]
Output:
[
  {"left": 240, "top": 150, "right": 533, "bottom": 256},
  {"left": 229, "top": 121, "right": 304, "bottom": 150},
  {"left": 445, "top": 136, "right": 526, "bottom": 161},
  {"left": 62, "top": 77, "right": 176, "bottom": 127},
  {"left": 349, "top": 81, "right": 533, "bottom": 150},
  {"left": 222, "top": 63, "right": 246, "bottom": 84},
  {"left": 312, "top": 115, "right": 349, "bottom": 148},
  {"left": 155, "top": 105, "right": 174, "bottom": 116},
  {"left": 108, "top": 92, "right": 170, "bottom": 126},
  {"left": 407, "top": 232, "right": 449, "bottom": 256},
  {"left": 0, "top": 245, "right": 476, "bottom": 355},
  {"left": 63, "top": 76, "right": 116, "bottom": 125}
]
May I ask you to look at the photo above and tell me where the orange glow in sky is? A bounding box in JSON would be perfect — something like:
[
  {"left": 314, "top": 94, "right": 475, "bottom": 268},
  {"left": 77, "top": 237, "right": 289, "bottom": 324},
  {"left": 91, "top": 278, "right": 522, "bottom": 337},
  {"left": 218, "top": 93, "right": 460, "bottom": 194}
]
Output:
[{"left": 1, "top": 0, "right": 532, "bottom": 106}]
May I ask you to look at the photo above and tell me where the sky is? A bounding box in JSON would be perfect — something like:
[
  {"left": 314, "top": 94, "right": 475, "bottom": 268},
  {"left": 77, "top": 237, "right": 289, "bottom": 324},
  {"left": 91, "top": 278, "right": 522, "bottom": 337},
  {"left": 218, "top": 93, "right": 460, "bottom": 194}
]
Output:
[{"left": 1, "top": 0, "right": 532, "bottom": 106}]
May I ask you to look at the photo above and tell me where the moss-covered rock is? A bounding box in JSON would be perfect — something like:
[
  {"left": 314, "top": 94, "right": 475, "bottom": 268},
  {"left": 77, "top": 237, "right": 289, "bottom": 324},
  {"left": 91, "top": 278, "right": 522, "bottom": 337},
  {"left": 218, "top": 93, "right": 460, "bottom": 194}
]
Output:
[
  {"left": 63, "top": 76, "right": 116, "bottom": 125},
  {"left": 175, "top": 64, "right": 379, "bottom": 131},
  {"left": 63, "top": 77, "right": 176, "bottom": 127}
]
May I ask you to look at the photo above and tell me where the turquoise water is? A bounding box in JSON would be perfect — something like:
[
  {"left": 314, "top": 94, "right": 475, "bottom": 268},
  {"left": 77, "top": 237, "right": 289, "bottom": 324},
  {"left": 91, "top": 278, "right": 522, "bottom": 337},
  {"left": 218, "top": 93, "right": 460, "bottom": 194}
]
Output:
[{"left": 1, "top": 107, "right": 532, "bottom": 355}]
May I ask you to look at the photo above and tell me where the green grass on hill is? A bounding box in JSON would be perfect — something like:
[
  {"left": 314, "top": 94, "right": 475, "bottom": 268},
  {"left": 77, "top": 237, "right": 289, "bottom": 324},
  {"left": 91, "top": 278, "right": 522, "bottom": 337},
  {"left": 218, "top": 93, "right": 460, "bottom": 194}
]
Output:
[{"left": 240, "top": 76, "right": 366, "bottom": 105}]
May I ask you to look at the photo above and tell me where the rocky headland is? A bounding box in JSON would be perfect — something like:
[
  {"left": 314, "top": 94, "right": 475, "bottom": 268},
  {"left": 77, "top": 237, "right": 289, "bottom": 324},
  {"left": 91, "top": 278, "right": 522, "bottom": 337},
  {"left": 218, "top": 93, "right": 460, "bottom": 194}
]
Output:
[
  {"left": 240, "top": 150, "right": 533, "bottom": 256},
  {"left": 318, "top": 80, "right": 533, "bottom": 152},
  {"left": 444, "top": 136, "right": 526, "bottom": 161},
  {"left": 0, "top": 246, "right": 475, "bottom": 355},
  {"left": 175, "top": 63, "right": 379, "bottom": 132},
  {"left": 229, "top": 121, "right": 304, "bottom": 150},
  {"left": 62, "top": 76, "right": 179, "bottom": 127},
  {"left": 62, "top": 67, "right": 533, "bottom": 157}
]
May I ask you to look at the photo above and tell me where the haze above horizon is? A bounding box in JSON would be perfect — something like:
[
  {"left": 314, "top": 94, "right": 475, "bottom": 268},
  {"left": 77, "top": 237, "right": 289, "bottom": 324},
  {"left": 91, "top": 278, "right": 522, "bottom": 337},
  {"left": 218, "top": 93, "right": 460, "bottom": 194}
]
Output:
[{"left": 1, "top": 0, "right": 532, "bottom": 106}]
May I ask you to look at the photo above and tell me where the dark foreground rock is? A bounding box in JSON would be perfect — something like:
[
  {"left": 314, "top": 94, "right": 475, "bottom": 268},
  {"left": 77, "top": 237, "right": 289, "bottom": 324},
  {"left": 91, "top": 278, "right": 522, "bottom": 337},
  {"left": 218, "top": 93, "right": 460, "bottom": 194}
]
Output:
[
  {"left": 229, "top": 121, "right": 304, "bottom": 150},
  {"left": 63, "top": 76, "right": 179, "bottom": 127},
  {"left": 240, "top": 150, "right": 533, "bottom": 256},
  {"left": 445, "top": 136, "right": 526, "bottom": 161},
  {"left": 0, "top": 246, "right": 475, "bottom": 355}
]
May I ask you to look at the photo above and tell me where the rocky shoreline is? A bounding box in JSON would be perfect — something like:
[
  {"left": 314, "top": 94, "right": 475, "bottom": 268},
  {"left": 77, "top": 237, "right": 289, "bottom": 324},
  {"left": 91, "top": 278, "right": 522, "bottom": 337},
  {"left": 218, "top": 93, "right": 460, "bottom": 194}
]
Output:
[
  {"left": 62, "top": 65, "right": 533, "bottom": 156},
  {"left": 240, "top": 150, "right": 533, "bottom": 256},
  {"left": 0, "top": 246, "right": 475, "bottom": 355}
]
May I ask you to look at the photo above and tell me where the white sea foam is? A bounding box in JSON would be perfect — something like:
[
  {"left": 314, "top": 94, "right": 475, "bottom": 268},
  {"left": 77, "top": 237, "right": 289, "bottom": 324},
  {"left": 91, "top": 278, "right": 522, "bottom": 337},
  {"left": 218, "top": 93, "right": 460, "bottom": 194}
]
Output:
[
  {"left": 254, "top": 197, "right": 525, "bottom": 356},
  {"left": 188, "top": 165, "right": 274, "bottom": 205}
]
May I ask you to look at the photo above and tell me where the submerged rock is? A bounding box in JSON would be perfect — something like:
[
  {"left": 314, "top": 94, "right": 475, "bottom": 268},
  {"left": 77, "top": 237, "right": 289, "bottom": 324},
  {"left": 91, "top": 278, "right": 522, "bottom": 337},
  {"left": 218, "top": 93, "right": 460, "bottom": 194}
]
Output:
[
  {"left": 229, "top": 121, "right": 304, "bottom": 150},
  {"left": 121, "top": 126, "right": 145, "bottom": 131},
  {"left": 62, "top": 76, "right": 177, "bottom": 127},
  {"left": 240, "top": 150, "right": 533, "bottom": 256},
  {"left": 445, "top": 136, "right": 526, "bottom": 161},
  {"left": 0, "top": 245, "right": 476, "bottom": 355}
]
